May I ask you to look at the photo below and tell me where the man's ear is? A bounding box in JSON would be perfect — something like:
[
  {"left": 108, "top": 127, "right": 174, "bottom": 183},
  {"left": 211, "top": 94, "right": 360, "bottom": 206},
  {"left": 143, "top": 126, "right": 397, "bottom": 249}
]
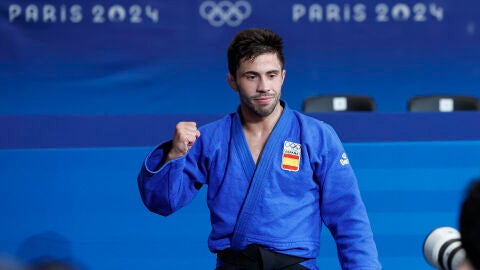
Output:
[{"left": 227, "top": 73, "right": 238, "bottom": 92}]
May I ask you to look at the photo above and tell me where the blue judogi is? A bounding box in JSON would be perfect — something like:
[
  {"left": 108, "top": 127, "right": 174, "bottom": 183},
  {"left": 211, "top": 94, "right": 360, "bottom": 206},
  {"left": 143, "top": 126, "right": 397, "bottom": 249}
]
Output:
[{"left": 138, "top": 102, "right": 381, "bottom": 269}]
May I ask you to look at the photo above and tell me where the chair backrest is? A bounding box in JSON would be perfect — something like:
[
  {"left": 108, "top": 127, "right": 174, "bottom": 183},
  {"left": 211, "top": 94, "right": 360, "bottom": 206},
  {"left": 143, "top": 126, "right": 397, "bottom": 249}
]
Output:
[
  {"left": 302, "top": 95, "right": 375, "bottom": 112},
  {"left": 408, "top": 95, "right": 480, "bottom": 112}
]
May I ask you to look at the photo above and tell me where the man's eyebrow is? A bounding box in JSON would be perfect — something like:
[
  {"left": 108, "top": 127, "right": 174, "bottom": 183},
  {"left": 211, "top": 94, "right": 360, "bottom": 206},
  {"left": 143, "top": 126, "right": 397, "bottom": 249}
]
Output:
[
  {"left": 241, "top": 71, "right": 260, "bottom": 76},
  {"left": 266, "top": 70, "right": 280, "bottom": 74},
  {"left": 242, "top": 69, "right": 280, "bottom": 76}
]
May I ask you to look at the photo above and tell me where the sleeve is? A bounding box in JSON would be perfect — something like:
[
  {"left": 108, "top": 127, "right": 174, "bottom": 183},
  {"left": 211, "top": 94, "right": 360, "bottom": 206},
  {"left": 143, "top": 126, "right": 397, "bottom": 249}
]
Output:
[
  {"left": 137, "top": 140, "right": 206, "bottom": 217},
  {"left": 316, "top": 124, "right": 381, "bottom": 270}
]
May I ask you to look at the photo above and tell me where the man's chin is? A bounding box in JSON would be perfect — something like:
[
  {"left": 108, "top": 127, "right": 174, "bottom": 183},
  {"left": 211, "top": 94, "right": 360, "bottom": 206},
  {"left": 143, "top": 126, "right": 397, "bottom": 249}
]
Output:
[{"left": 253, "top": 104, "right": 276, "bottom": 117}]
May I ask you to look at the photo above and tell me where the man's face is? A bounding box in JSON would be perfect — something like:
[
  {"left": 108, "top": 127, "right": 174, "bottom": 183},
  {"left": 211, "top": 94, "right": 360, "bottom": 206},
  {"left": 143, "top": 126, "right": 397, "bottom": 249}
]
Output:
[{"left": 228, "top": 52, "right": 286, "bottom": 118}]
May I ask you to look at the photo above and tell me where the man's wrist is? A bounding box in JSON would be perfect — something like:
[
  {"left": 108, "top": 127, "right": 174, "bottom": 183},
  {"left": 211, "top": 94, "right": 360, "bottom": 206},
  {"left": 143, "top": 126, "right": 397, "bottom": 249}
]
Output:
[{"left": 166, "top": 150, "right": 184, "bottom": 162}]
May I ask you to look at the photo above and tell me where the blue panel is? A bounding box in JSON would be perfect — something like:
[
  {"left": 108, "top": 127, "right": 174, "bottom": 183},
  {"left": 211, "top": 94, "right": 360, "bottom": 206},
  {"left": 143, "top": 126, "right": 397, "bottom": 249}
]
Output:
[
  {"left": 1, "top": 141, "right": 479, "bottom": 269},
  {"left": 1, "top": 113, "right": 480, "bottom": 149},
  {"left": 1, "top": 1, "right": 479, "bottom": 114}
]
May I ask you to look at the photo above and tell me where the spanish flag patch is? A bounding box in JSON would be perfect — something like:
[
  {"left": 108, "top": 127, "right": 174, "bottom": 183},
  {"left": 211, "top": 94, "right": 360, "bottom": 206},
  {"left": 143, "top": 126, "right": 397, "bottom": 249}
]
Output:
[{"left": 281, "top": 141, "right": 301, "bottom": 171}]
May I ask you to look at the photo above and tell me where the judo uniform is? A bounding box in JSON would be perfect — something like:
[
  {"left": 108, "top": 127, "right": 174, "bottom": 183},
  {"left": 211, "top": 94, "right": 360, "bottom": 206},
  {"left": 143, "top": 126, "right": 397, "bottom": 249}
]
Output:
[{"left": 138, "top": 102, "right": 381, "bottom": 269}]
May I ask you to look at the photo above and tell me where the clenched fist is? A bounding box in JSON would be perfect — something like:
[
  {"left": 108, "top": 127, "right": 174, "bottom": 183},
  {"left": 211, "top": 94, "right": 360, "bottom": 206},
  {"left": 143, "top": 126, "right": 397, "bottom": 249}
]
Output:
[{"left": 167, "top": 122, "right": 201, "bottom": 161}]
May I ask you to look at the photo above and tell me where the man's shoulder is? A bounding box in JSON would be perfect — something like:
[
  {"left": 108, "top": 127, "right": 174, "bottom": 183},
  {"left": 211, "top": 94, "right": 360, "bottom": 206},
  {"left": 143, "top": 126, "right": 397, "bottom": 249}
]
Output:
[
  {"left": 290, "top": 109, "right": 331, "bottom": 128},
  {"left": 198, "top": 113, "right": 234, "bottom": 135},
  {"left": 288, "top": 110, "right": 340, "bottom": 141}
]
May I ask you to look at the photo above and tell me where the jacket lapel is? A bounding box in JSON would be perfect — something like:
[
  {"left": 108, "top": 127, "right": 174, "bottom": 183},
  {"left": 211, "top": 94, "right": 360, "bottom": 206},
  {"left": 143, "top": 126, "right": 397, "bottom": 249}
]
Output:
[{"left": 231, "top": 105, "right": 292, "bottom": 249}]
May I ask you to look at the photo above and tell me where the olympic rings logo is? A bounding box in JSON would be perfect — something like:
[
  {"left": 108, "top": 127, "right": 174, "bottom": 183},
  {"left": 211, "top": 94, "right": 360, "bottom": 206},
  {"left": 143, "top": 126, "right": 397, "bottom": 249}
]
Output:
[{"left": 199, "top": 1, "right": 252, "bottom": 27}]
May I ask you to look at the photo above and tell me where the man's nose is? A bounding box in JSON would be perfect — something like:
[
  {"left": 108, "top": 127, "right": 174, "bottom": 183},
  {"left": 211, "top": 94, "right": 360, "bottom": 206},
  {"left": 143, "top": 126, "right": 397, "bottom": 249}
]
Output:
[{"left": 257, "top": 77, "right": 270, "bottom": 92}]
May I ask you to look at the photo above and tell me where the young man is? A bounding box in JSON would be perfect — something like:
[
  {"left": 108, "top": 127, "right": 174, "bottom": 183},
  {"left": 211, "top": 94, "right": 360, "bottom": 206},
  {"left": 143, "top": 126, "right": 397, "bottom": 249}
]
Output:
[{"left": 138, "top": 28, "right": 381, "bottom": 269}]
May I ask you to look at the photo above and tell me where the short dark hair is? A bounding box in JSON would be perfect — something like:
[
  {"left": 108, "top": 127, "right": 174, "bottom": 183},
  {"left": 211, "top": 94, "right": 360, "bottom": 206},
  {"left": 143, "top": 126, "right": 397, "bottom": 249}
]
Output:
[
  {"left": 460, "top": 180, "right": 480, "bottom": 269},
  {"left": 227, "top": 28, "right": 284, "bottom": 78}
]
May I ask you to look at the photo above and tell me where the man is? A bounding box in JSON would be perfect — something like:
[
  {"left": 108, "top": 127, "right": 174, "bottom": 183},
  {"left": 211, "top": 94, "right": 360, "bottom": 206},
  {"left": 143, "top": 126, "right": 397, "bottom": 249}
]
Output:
[{"left": 138, "top": 28, "right": 381, "bottom": 269}]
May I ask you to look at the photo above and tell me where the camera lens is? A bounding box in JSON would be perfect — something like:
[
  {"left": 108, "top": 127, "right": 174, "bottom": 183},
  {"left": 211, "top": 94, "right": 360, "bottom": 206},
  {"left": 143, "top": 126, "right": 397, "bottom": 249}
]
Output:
[{"left": 423, "top": 227, "right": 466, "bottom": 270}]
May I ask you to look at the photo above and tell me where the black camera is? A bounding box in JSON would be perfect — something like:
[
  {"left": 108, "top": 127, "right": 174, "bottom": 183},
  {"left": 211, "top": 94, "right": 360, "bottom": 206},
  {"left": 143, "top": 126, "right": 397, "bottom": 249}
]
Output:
[{"left": 423, "top": 227, "right": 466, "bottom": 270}]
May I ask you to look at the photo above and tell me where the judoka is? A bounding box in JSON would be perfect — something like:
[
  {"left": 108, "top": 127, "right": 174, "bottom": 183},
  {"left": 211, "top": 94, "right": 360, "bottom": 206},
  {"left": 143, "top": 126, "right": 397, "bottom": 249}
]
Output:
[{"left": 138, "top": 28, "right": 381, "bottom": 270}]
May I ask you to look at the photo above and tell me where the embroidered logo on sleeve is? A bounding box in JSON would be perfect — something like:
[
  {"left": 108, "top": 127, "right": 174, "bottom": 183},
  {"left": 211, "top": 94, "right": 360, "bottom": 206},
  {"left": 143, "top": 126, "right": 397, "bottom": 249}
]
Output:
[
  {"left": 282, "top": 141, "right": 301, "bottom": 171},
  {"left": 340, "top": 152, "right": 350, "bottom": 166}
]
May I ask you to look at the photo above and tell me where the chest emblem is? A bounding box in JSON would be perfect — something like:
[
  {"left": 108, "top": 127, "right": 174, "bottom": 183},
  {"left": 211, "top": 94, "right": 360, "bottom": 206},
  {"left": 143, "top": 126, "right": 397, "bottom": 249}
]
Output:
[{"left": 281, "top": 141, "right": 301, "bottom": 171}]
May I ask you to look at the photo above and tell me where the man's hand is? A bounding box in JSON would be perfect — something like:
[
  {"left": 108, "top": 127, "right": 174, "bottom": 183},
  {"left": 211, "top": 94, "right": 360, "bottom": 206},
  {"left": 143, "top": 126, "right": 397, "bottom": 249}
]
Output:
[{"left": 167, "top": 122, "right": 201, "bottom": 161}]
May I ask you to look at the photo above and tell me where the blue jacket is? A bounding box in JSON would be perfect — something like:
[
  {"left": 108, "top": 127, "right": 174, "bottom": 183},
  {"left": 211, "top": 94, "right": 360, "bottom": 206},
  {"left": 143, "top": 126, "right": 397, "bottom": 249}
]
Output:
[{"left": 138, "top": 102, "right": 381, "bottom": 269}]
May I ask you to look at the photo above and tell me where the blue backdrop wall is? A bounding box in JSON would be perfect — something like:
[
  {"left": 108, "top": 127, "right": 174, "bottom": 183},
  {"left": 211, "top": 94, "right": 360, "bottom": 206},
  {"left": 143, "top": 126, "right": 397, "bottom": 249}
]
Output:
[
  {"left": 1, "top": 141, "right": 480, "bottom": 269},
  {"left": 1, "top": 0, "right": 480, "bottom": 114}
]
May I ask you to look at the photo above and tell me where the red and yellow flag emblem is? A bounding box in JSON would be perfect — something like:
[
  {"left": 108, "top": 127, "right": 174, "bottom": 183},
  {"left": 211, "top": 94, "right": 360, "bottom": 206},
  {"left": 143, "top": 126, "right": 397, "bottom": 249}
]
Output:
[{"left": 281, "top": 141, "right": 301, "bottom": 171}]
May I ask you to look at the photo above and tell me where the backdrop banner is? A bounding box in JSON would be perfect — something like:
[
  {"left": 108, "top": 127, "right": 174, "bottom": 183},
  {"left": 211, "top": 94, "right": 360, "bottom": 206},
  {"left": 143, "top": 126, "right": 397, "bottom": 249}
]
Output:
[{"left": 1, "top": 0, "right": 479, "bottom": 114}]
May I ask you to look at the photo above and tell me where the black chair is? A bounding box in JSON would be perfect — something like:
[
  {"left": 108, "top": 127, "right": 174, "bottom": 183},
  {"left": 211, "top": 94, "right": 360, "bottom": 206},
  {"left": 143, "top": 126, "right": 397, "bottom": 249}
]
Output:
[
  {"left": 408, "top": 95, "right": 480, "bottom": 112},
  {"left": 302, "top": 95, "right": 375, "bottom": 112}
]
